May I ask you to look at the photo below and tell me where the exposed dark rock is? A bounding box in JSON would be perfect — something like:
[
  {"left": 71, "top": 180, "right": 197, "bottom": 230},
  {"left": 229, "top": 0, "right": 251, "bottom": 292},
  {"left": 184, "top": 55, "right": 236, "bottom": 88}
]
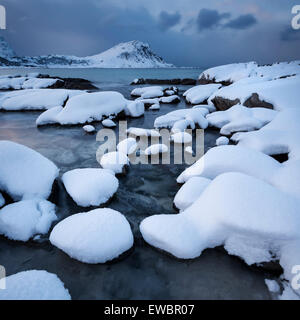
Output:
[
  {"left": 211, "top": 96, "right": 241, "bottom": 111},
  {"left": 131, "top": 78, "right": 197, "bottom": 85},
  {"left": 198, "top": 75, "right": 232, "bottom": 86},
  {"left": 38, "top": 74, "right": 98, "bottom": 90},
  {"left": 244, "top": 93, "right": 273, "bottom": 109}
]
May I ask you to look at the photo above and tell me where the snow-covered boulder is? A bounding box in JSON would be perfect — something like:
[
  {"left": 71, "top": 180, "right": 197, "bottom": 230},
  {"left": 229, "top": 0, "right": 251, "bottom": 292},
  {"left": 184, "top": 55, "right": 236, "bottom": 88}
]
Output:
[
  {"left": 62, "top": 169, "right": 119, "bottom": 207},
  {"left": 0, "top": 270, "right": 71, "bottom": 300},
  {"left": 149, "top": 104, "right": 160, "bottom": 110},
  {"left": 131, "top": 86, "right": 163, "bottom": 98},
  {"left": 154, "top": 109, "right": 209, "bottom": 132},
  {"left": 216, "top": 136, "right": 229, "bottom": 146},
  {"left": 232, "top": 108, "right": 300, "bottom": 160},
  {"left": 124, "top": 100, "right": 144, "bottom": 118},
  {"left": 207, "top": 104, "right": 277, "bottom": 135},
  {"left": 83, "top": 125, "right": 96, "bottom": 133},
  {"left": 0, "top": 200, "right": 57, "bottom": 241},
  {"left": 0, "top": 76, "right": 60, "bottom": 90},
  {"left": 177, "top": 145, "right": 281, "bottom": 184},
  {"left": 102, "top": 119, "right": 116, "bottom": 127},
  {"left": 0, "top": 141, "right": 59, "bottom": 201},
  {"left": 159, "top": 95, "right": 180, "bottom": 104},
  {"left": 0, "top": 89, "right": 83, "bottom": 111},
  {"left": 50, "top": 208, "right": 134, "bottom": 264},
  {"left": 183, "top": 84, "right": 221, "bottom": 104},
  {"left": 100, "top": 151, "right": 130, "bottom": 174},
  {"left": 55, "top": 91, "right": 126, "bottom": 125},
  {"left": 22, "top": 78, "right": 61, "bottom": 89},
  {"left": 174, "top": 177, "right": 211, "bottom": 211},
  {"left": 208, "top": 75, "right": 300, "bottom": 111},
  {"left": 117, "top": 138, "right": 138, "bottom": 155},
  {"left": 193, "top": 104, "right": 216, "bottom": 113},
  {"left": 199, "top": 62, "right": 258, "bottom": 84},
  {"left": 36, "top": 106, "right": 63, "bottom": 126},
  {"left": 140, "top": 171, "right": 300, "bottom": 267},
  {"left": 144, "top": 144, "right": 168, "bottom": 156}
]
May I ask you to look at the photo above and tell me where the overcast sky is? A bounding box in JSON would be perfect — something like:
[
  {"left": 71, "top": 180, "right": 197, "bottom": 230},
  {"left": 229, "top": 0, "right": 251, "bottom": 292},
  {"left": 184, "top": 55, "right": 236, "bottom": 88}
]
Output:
[{"left": 0, "top": 0, "right": 299, "bottom": 67}]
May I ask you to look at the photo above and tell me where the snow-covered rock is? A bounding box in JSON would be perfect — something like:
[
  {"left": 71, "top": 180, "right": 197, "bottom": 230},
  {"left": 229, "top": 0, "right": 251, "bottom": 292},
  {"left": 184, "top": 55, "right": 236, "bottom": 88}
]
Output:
[
  {"left": 174, "top": 177, "right": 211, "bottom": 211},
  {"left": 50, "top": 208, "right": 134, "bottom": 264},
  {"left": 131, "top": 86, "right": 163, "bottom": 98},
  {"left": 102, "top": 119, "right": 116, "bottom": 127},
  {"left": 117, "top": 138, "right": 138, "bottom": 156},
  {"left": 124, "top": 100, "right": 144, "bottom": 118},
  {"left": 36, "top": 106, "right": 63, "bottom": 126},
  {"left": 193, "top": 104, "right": 216, "bottom": 113},
  {"left": 55, "top": 92, "right": 126, "bottom": 125},
  {"left": 127, "top": 127, "right": 161, "bottom": 137},
  {"left": 62, "top": 169, "right": 119, "bottom": 207},
  {"left": 171, "top": 132, "right": 192, "bottom": 144},
  {"left": 216, "top": 136, "right": 229, "bottom": 146},
  {"left": 159, "top": 95, "right": 180, "bottom": 104},
  {"left": 0, "top": 89, "right": 83, "bottom": 111},
  {"left": 83, "top": 125, "right": 96, "bottom": 133},
  {"left": 149, "top": 104, "right": 160, "bottom": 110},
  {"left": 208, "top": 75, "right": 300, "bottom": 111},
  {"left": 140, "top": 172, "right": 300, "bottom": 266},
  {"left": 232, "top": 108, "right": 300, "bottom": 160},
  {"left": 183, "top": 84, "right": 221, "bottom": 104},
  {"left": 0, "top": 270, "right": 71, "bottom": 300},
  {"left": 154, "top": 109, "right": 209, "bottom": 132},
  {"left": 100, "top": 151, "right": 129, "bottom": 174},
  {"left": 144, "top": 144, "right": 168, "bottom": 156},
  {"left": 0, "top": 199, "right": 57, "bottom": 241},
  {"left": 22, "top": 78, "right": 60, "bottom": 89},
  {"left": 177, "top": 145, "right": 281, "bottom": 184},
  {"left": 207, "top": 104, "right": 277, "bottom": 135},
  {"left": 199, "top": 61, "right": 300, "bottom": 84},
  {"left": 0, "top": 141, "right": 59, "bottom": 201}
]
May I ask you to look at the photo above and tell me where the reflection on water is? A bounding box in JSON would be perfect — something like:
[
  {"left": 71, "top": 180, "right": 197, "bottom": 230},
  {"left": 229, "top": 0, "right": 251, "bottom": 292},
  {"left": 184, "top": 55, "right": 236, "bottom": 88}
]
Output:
[{"left": 0, "top": 74, "right": 272, "bottom": 300}]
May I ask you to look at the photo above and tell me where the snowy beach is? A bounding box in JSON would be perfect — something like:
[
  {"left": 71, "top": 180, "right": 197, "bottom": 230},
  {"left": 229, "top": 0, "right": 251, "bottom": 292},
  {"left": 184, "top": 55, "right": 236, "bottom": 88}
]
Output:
[{"left": 0, "top": 62, "right": 300, "bottom": 300}]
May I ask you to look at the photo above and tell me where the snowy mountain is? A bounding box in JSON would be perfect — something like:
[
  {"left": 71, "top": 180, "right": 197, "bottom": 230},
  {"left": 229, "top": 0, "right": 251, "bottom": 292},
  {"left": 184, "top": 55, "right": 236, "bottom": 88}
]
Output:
[{"left": 0, "top": 38, "right": 174, "bottom": 68}]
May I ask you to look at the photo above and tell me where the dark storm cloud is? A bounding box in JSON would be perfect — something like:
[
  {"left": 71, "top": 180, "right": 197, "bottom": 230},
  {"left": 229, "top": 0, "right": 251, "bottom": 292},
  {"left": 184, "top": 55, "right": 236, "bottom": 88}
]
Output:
[
  {"left": 158, "top": 11, "right": 181, "bottom": 31},
  {"left": 225, "top": 14, "right": 257, "bottom": 30},
  {"left": 196, "top": 9, "right": 230, "bottom": 31}
]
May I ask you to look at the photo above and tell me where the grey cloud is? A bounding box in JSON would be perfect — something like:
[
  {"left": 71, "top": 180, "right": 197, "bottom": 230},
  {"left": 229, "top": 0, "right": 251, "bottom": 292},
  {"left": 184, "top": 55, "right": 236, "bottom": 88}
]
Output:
[
  {"left": 225, "top": 14, "right": 257, "bottom": 30},
  {"left": 281, "top": 26, "right": 300, "bottom": 41},
  {"left": 197, "top": 8, "right": 230, "bottom": 31},
  {"left": 158, "top": 11, "right": 181, "bottom": 31}
]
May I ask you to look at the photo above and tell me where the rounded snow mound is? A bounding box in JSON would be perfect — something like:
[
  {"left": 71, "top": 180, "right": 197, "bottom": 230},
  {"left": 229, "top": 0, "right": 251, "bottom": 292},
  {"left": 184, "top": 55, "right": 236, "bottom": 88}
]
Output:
[
  {"left": 0, "top": 270, "right": 71, "bottom": 300},
  {"left": 50, "top": 208, "right": 134, "bottom": 264},
  {"left": 0, "top": 141, "right": 59, "bottom": 201},
  {"left": 62, "top": 168, "right": 119, "bottom": 207}
]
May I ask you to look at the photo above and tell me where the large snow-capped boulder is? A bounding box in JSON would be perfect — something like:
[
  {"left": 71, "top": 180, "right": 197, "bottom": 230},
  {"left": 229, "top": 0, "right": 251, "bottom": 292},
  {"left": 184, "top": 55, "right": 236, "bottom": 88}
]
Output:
[
  {"left": 207, "top": 104, "right": 278, "bottom": 135},
  {"left": 232, "top": 108, "right": 300, "bottom": 160},
  {"left": 0, "top": 270, "right": 71, "bottom": 300},
  {"left": 177, "top": 145, "right": 281, "bottom": 184},
  {"left": 62, "top": 169, "right": 119, "bottom": 207},
  {"left": 131, "top": 86, "right": 164, "bottom": 98},
  {"left": 50, "top": 208, "right": 134, "bottom": 264},
  {"left": 0, "top": 200, "right": 57, "bottom": 241},
  {"left": 208, "top": 75, "right": 300, "bottom": 111},
  {"left": 36, "top": 106, "right": 63, "bottom": 126},
  {"left": 124, "top": 100, "right": 145, "bottom": 118},
  {"left": 0, "top": 141, "right": 59, "bottom": 201},
  {"left": 0, "top": 89, "right": 83, "bottom": 111},
  {"left": 183, "top": 84, "right": 221, "bottom": 104}
]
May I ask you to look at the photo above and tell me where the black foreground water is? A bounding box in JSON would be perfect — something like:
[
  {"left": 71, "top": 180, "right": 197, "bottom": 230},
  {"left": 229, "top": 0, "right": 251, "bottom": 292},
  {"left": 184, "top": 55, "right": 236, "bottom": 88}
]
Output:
[{"left": 0, "top": 69, "right": 272, "bottom": 299}]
